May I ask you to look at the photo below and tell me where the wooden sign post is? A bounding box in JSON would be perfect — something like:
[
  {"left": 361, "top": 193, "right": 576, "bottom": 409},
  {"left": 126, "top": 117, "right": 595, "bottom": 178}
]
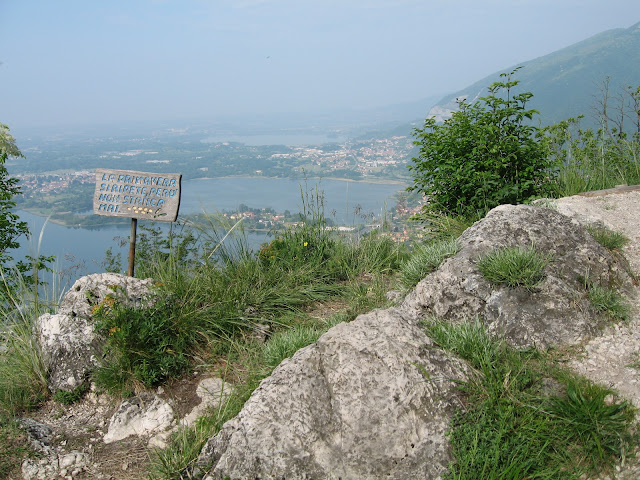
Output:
[{"left": 93, "top": 168, "right": 182, "bottom": 277}]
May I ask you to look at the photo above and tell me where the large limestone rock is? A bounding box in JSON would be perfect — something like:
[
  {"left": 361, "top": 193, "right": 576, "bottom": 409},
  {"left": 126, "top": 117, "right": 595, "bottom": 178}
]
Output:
[
  {"left": 35, "top": 273, "right": 156, "bottom": 392},
  {"left": 195, "top": 308, "right": 470, "bottom": 480},
  {"left": 400, "top": 204, "right": 633, "bottom": 349}
]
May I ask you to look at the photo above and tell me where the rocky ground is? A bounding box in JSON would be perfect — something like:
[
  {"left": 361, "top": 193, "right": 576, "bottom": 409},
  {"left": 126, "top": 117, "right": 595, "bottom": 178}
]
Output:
[
  {"left": 10, "top": 188, "right": 640, "bottom": 480},
  {"left": 552, "top": 188, "right": 640, "bottom": 479},
  {"left": 17, "top": 373, "right": 209, "bottom": 480}
]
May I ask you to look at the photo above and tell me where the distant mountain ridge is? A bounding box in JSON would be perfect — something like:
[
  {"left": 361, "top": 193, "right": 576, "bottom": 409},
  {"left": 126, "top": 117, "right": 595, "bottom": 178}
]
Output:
[{"left": 428, "top": 21, "right": 640, "bottom": 127}]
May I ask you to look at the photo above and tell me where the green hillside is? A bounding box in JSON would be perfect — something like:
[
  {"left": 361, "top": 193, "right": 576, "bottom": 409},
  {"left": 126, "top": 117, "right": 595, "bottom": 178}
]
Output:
[{"left": 432, "top": 21, "right": 640, "bottom": 127}]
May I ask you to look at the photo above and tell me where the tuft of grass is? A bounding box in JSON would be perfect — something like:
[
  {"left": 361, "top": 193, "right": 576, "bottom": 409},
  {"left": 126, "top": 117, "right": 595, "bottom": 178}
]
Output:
[
  {"left": 477, "top": 245, "right": 551, "bottom": 290},
  {"left": 400, "top": 238, "right": 459, "bottom": 289},
  {"left": 586, "top": 284, "right": 631, "bottom": 322},
  {"left": 550, "top": 380, "right": 636, "bottom": 466},
  {"left": 627, "top": 353, "right": 640, "bottom": 372},
  {"left": 424, "top": 319, "right": 637, "bottom": 479},
  {"left": 415, "top": 210, "right": 479, "bottom": 241},
  {"left": 263, "top": 325, "right": 322, "bottom": 370},
  {"left": 586, "top": 224, "right": 629, "bottom": 252}
]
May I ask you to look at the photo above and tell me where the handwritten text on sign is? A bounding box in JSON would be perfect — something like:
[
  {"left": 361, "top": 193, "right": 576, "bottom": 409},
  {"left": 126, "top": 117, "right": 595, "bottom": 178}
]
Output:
[{"left": 93, "top": 168, "right": 182, "bottom": 222}]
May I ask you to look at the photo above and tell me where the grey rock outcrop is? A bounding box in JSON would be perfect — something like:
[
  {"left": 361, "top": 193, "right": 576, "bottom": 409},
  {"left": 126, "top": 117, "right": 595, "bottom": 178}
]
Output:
[
  {"left": 195, "top": 308, "right": 470, "bottom": 480},
  {"left": 400, "top": 204, "right": 633, "bottom": 349},
  {"left": 35, "top": 273, "right": 156, "bottom": 392}
]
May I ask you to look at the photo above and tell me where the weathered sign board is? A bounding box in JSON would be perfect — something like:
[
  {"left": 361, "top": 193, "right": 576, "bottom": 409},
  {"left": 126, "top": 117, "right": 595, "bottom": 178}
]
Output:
[{"left": 93, "top": 168, "right": 182, "bottom": 222}]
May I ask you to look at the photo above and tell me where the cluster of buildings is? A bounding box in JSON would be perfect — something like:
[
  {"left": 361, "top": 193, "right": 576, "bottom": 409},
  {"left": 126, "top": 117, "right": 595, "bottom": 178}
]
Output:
[
  {"left": 271, "top": 136, "right": 414, "bottom": 177},
  {"left": 16, "top": 170, "right": 95, "bottom": 195}
]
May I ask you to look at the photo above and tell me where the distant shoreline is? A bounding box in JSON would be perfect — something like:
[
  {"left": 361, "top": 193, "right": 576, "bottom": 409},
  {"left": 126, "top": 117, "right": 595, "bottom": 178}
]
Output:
[
  {"left": 190, "top": 175, "right": 408, "bottom": 187},
  {"left": 18, "top": 175, "right": 407, "bottom": 228}
]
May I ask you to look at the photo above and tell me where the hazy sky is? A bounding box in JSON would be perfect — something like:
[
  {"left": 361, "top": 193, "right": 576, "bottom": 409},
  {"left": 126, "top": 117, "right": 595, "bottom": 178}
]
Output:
[{"left": 1, "top": 0, "right": 639, "bottom": 130}]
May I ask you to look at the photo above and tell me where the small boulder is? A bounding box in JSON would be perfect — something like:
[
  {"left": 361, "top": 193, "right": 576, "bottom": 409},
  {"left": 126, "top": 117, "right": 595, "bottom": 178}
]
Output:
[
  {"left": 58, "top": 273, "right": 156, "bottom": 319},
  {"left": 36, "top": 273, "right": 156, "bottom": 392},
  {"left": 103, "top": 392, "right": 175, "bottom": 444}
]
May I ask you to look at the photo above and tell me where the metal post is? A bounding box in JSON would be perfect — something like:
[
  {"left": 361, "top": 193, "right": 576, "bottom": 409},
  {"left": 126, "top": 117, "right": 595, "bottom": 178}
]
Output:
[{"left": 128, "top": 217, "right": 137, "bottom": 277}]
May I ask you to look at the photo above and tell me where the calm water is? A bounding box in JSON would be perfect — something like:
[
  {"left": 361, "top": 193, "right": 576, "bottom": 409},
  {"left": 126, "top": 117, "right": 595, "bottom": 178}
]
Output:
[
  {"left": 183, "top": 177, "right": 401, "bottom": 223},
  {"left": 12, "top": 177, "right": 405, "bottom": 288}
]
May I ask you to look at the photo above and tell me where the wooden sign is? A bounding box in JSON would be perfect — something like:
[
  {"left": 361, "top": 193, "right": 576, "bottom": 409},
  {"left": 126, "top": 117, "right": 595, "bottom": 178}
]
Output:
[{"left": 93, "top": 168, "right": 182, "bottom": 222}]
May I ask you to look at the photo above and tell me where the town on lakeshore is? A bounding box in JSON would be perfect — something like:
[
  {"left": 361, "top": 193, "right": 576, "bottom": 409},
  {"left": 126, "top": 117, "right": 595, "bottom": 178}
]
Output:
[{"left": 10, "top": 133, "right": 426, "bottom": 244}]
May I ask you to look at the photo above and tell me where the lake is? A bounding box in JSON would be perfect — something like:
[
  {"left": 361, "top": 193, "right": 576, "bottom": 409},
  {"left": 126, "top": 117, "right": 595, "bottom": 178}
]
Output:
[{"left": 12, "top": 177, "right": 405, "bottom": 289}]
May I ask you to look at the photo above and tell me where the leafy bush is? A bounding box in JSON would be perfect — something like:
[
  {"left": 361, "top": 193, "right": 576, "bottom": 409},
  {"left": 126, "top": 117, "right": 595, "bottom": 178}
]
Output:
[
  {"left": 93, "top": 294, "right": 192, "bottom": 395},
  {"left": 408, "top": 69, "right": 555, "bottom": 218},
  {"left": 400, "top": 238, "right": 460, "bottom": 288},
  {"left": 477, "top": 245, "right": 550, "bottom": 290}
]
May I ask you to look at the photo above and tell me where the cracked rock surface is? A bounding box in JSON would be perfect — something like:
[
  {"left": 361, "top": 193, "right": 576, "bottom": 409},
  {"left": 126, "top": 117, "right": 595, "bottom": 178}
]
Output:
[{"left": 196, "top": 308, "right": 471, "bottom": 480}]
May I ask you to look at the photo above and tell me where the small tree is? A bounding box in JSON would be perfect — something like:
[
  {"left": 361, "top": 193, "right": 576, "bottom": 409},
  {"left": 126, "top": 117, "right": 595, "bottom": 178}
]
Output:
[
  {"left": 0, "top": 123, "right": 53, "bottom": 295},
  {"left": 408, "top": 69, "right": 555, "bottom": 218},
  {"left": 0, "top": 124, "right": 30, "bottom": 265}
]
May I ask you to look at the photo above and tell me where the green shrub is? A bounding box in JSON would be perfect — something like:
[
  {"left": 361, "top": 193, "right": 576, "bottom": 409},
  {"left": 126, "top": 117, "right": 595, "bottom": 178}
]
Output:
[
  {"left": 408, "top": 68, "right": 555, "bottom": 218},
  {"left": 477, "top": 245, "right": 550, "bottom": 290},
  {"left": 53, "top": 384, "right": 89, "bottom": 405},
  {"left": 400, "top": 238, "right": 460, "bottom": 288},
  {"left": 93, "top": 294, "right": 193, "bottom": 395}
]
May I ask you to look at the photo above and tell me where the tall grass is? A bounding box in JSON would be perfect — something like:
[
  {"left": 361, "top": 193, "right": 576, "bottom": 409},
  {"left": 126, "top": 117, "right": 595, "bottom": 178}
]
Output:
[
  {"left": 89, "top": 182, "right": 406, "bottom": 398},
  {"left": 546, "top": 116, "right": 640, "bottom": 197},
  {"left": 0, "top": 267, "right": 50, "bottom": 416}
]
